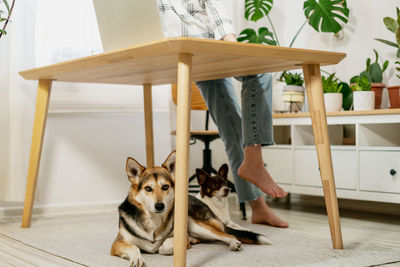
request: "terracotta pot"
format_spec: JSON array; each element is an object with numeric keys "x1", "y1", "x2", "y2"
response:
[
  {"x1": 387, "y1": 86, "x2": 400, "y2": 109},
  {"x1": 371, "y1": 83, "x2": 385, "y2": 109}
]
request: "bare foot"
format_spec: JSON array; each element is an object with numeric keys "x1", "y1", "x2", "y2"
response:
[
  {"x1": 238, "y1": 145, "x2": 287, "y2": 198},
  {"x1": 249, "y1": 196, "x2": 288, "y2": 228}
]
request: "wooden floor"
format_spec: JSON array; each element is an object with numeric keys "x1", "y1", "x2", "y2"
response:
[{"x1": 0, "y1": 194, "x2": 399, "y2": 266}]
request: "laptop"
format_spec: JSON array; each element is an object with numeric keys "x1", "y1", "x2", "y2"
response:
[{"x1": 92, "y1": 0, "x2": 165, "y2": 52}]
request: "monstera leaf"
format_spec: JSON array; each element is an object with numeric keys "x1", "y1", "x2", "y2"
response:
[
  {"x1": 237, "y1": 27, "x2": 276, "y2": 45},
  {"x1": 245, "y1": 0, "x2": 273, "y2": 22},
  {"x1": 303, "y1": 0, "x2": 349, "y2": 34}
]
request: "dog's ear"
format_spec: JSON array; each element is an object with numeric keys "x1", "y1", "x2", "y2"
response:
[
  {"x1": 162, "y1": 150, "x2": 176, "y2": 177},
  {"x1": 217, "y1": 164, "x2": 229, "y2": 180},
  {"x1": 196, "y1": 168, "x2": 209, "y2": 185},
  {"x1": 126, "y1": 157, "x2": 145, "y2": 184}
]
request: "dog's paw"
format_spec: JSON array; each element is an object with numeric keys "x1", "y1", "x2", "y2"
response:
[
  {"x1": 158, "y1": 245, "x2": 174, "y2": 255},
  {"x1": 229, "y1": 239, "x2": 242, "y2": 251},
  {"x1": 158, "y1": 238, "x2": 174, "y2": 255},
  {"x1": 129, "y1": 255, "x2": 146, "y2": 267}
]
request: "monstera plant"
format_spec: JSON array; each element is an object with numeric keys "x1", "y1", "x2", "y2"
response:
[
  {"x1": 238, "y1": 0, "x2": 350, "y2": 47},
  {"x1": 0, "y1": 0, "x2": 15, "y2": 38}
]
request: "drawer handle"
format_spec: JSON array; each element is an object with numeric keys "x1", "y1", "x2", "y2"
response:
[{"x1": 390, "y1": 169, "x2": 397, "y2": 176}]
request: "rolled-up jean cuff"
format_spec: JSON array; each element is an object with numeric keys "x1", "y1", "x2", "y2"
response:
[
  {"x1": 239, "y1": 192, "x2": 266, "y2": 203},
  {"x1": 242, "y1": 141, "x2": 275, "y2": 147}
]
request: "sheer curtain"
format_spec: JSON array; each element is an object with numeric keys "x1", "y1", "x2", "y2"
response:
[{"x1": 1, "y1": 0, "x2": 37, "y2": 201}]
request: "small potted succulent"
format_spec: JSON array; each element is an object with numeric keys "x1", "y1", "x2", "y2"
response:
[
  {"x1": 350, "y1": 75, "x2": 374, "y2": 111},
  {"x1": 359, "y1": 50, "x2": 389, "y2": 109},
  {"x1": 322, "y1": 73, "x2": 343, "y2": 112},
  {"x1": 282, "y1": 72, "x2": 305, "y2": 112}
]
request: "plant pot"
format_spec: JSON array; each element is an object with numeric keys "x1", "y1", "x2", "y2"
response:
[
  {"x1": 272, "y1": 74, "x2": 287, "y2": 112},
  {"x1": 387, "y1": 86, "x2": 400, "y2": 109},
  {"x1": 323, "y1": 93, "x2": 342, "y2": 112},
  {"x1": 371, "y1": 83, "x2": 385, "y2": 109},
  {"x1": 282, "y1": 85, "x2": 304, "y2": 113},
  {"x1": 353, "y1": 91, "x2": 375, "y2": 111}
]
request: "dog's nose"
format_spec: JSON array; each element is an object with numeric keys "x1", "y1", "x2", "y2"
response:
[{"x1": 155, "y1": 202, "x2": 165, "y2": 212}]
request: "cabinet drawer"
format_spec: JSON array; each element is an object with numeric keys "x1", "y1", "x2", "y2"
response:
[
  {"x1": 359, "y1": 151, "x2": 400, "y2": 193},
  {"x1": 263, "y1": 148, "x2": 292, "y2": 184},
  {"x1": 294, "y1": 149, "x2": 356, "y2": 189}
]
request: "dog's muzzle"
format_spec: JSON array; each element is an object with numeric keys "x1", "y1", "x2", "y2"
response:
[{"x1": 154, "y1": 202, "x2": 165, "y2": 212}]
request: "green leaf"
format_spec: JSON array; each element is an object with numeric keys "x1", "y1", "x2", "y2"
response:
[
  {"x1": 382, "y1": 60, "x2": 389, "y2": 73},
  {"x1": 340, "y1": 82, "x2": 353, "y2": 110},
  {"x1": 373, "y1": 49, "x2": 379, "y2": 63},
  {"x1": 0, "y1": 29, "x2": 7, "y2": 35},
  {"x1": 303, "y1": 0, "x2": 350, "y2": 34},
  {"x1": 370, "y1": 63, "x2": 383, "y2": 83},
  {"x1": 375, "y1": 38, "x2": 400, "y2": 48},
  {"x1": 396, "y1": 26, "x2": 400, "y2": 46},
  {"x1": 237, "y1": 27, "x2": 276, "y2": 45},
  {"x1": 0, "y1": 18, "x2": 7, "y2": 22},
  {"x1": 383, "y1": 17, "x2": 398, "y2": 33},
  {"x1": 1, "y1": 0, "x2": 10, "y2": 13},
  {"x1": 245, "y1": 0, "x2": 273, "y2": 22},
  {"x1": 257, "y1": 27, "x2": 277, "y2": 45},
  {"x1": 238, "y1": 28, "x2": 258, "y2": 43}
]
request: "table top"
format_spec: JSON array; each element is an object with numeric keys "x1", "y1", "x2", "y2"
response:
[{"x1": 20, "y1": 37, "x2": 346, "y2": 86}]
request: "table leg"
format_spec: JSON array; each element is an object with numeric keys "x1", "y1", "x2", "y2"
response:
[
  {"x1": 302, "y1": 64, "x2": 343, "y2": 249},
  {"x1": 143, "y1": 84, "x2": 154, "y2": 167},
  {"x1": 21, "y1": 79, "x2": 52, "y2": 228},
  {"x1": 173, "y1": 53, "x2": 192, "y2": 267}
]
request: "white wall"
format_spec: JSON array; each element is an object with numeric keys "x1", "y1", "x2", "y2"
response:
[{"x1": 2, "y1": 0, "x2": 400, "y2": 215}]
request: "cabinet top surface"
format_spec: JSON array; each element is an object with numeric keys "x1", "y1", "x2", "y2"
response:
[
  {"x1": 273, "y1": 109, "x2": 400, "y2": 118},
  {"x1": 19, "y1": 37, "x2": 345, "y2": 86}
]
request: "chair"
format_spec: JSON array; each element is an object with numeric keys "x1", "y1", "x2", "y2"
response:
[{"x1": 171, "y1": 83, "x2": 247, "y2": 219}]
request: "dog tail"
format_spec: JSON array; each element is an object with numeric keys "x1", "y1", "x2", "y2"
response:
[{"x1": 224, "y1": 225, "x2": 271, "y2": 245}]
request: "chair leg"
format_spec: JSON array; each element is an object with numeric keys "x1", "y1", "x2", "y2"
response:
[
  {"x1": 22, "y1": 79, "x2": 52, "y2": 228},
  {"x1": 240, "y1": 202, "x2": 247, "y2": 220},
  {"x1": 143, "y1": 84, "x2": 154, "y2": 167},
  {"x1": 302, "y1": 64, "x2": 343, "y2": 249},
  {"x1": 173, "y1": 52, "x2": 192, "y2": 267}
]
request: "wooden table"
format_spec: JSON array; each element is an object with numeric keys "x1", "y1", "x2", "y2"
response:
[{"x1": 19, "y1": 37, "x2": 346, "y2": 266}]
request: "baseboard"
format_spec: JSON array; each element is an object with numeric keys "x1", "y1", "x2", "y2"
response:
[{"x1": 0, "y1": 201, "x2": 121, "y2": 219}]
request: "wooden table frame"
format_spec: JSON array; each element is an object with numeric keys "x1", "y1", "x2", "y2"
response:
[{"x1": 20, "y1": 38, "x2": 345, "y2": 267}]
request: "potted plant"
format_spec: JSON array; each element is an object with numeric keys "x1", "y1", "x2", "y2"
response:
[
  {"x1": 375, "y1": 7, "x2": 400, "y2": 109},
  {"x1": 238, "y1": 0, "x2": 350, "y2": 112},
  {"x1": 322, "y1": 73, "x2": 343, "y2": 112},
  {"x1": 350, "y1": 75, "x2": 374, "y2": 111},
  {"x1": 359, "y1": 50, "x2": 389, "y2": 109},
  {"x1": 0, "y1": 0, "x2": 15, "y2": 38},
  {"x1": 282, "y1": 72, "x2": 305, "y2": 112}
]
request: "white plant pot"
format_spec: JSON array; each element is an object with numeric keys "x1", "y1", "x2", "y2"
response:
[
  {"x1": 272, "y1": 73, "x2": 286, "y2": 112},
  {"x1": 353, "y1": 91, "x2": 375, "y2": 111},
  {"x1": 282, "y1": 85, "x2": 304, "y2": 112},
  {"x1": 323, "y1": 93, "x2": 342, "y2": 112}
]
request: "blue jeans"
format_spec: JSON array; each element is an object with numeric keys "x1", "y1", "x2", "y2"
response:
[{"x1": 196, "y1": 74, "x2": 274, "y2": 203}]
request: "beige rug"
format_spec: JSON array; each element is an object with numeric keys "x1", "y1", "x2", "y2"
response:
[{"x1": 0, "y1": 211, "x2": 399, "y2": 267}]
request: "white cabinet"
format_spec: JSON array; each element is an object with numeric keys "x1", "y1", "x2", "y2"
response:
[
  {"x1": 266, "y1": 110, "x2": 400, "y2": 203},
  {"x1": 359, "y1": 151, "x2": 400, "y2": 194},
  {"x1": 293, "y1": 149, "x2": 356, "y2": 190}
]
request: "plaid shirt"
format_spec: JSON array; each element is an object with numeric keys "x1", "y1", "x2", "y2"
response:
[{"x1": 156, "y1": 0, "x2": 235, "y2": 40}]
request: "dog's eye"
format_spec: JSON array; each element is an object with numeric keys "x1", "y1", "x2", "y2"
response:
[
  {"x1": 161, "y1": 184, "x2": 169, "y2": 191},
  {"x1": 144, "y1": 186, "x2": 152, "y2": 192}
]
